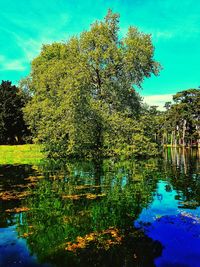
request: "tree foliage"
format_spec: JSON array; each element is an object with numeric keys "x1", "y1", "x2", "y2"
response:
[
  {"x1": 0, "y1": 80, "x2": 29, "y2": 144},
  {"x1": 24, "y1": 10, "x2": 160, "y2": 158},
  {"x1": 154, "y1": 89, "x2": 200, "y2": 147}
]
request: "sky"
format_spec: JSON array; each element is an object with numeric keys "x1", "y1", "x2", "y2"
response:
[{"x1": 0, "y1": 0, "x2": 200, "y2": 109}]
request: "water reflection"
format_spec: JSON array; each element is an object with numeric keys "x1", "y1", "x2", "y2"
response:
[
  {"x1": 0, "y1": 165, "x2": 38, "y2": 228},
  {"x1": 0, "y1": 149, "x2": 199, "y2": 266},
  {"x1": 163, "y1": 148, "x2": 200, "y2": 207},
  {"x1": 136, "y1": 148, "x2": 200, "y2": 266},
  {"x1": 18, "y1": 159, "x2": 163, "y2": 266}
]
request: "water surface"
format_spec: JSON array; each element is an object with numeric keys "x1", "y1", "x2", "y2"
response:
[{"x1": 0, "y1": 149, "x2": 199, "y2": 266}]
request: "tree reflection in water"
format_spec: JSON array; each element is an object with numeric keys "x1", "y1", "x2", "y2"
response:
[{"x1": 15, "y1": 158, "x2": 163, "y2": 267}]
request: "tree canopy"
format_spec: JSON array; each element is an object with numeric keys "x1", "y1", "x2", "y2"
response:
[
  {"x1": 0, "y1": 80, "x2": 29, "y2": 144},
  {"x1": 151, "y1": 89, "x2": 200, "y2": 148},
  {"x1": 24, "y1": 10, "x2": 160, "y2": 158}
]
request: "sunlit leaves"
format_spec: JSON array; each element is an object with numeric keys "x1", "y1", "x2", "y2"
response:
[{"x1": 24, "y1": 10, "x2": 160, "y2": 158}]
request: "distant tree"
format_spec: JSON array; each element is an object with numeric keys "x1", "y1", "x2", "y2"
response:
[
  {"x1": 164, "y1": 102, "x2": 171, "y2": 111},
  {"x1": 162, "y1": 89, "x2": 200, "y2": 147},
  {"x1": 139, "y1": 105, "x2": 164, "y2": 147},
  {"x1": 0, "y1": 80, "x2": 30, "y2": 144}
]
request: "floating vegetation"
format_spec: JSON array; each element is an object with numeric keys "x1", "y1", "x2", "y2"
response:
[
  {"x1": 20, "y1": 232, "x2": 34, "y2": 238},
  {"x1": 65, "y1": 228, "x2": 123, "y2": 252},
  {"x1": 11, "y1": 182, "x2": 36, "y2": 189},
  {"x1": 5, "y1": 207, "x2": 30, "y2": 213},
  {"x1": 62, "y1": 193, "x2": 106, "y2": 200},
  {"x1": 0, "y1": 190, "x2": 30, "y2": 200},
  {"x1": 24, "y1": 176, "x2": 42, "y2": 182},
  {"x1": 75, "y1": 185, "x2": 108, "y2": 190}
]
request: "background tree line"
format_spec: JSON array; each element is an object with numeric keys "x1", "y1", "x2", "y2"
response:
[{"x1": 149, "y1": 89, "x2": 200, "y2": 148}]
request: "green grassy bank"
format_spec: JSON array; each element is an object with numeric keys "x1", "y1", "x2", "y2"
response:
[{"x1": 0, "y1": 144, "x2": 44, "y2": 165}]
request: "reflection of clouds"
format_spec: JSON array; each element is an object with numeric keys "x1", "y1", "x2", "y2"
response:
[{"x1": 134, "y1": 181, "x2": 179, "y2": 227}]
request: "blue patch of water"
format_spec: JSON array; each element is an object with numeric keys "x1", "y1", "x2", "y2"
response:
[
  {"x1": 135, "y1": 181, "x2": 200, "y2": 267},
  {"x1": 0, "y1": 226, "x2": 51, "y2": 267}
]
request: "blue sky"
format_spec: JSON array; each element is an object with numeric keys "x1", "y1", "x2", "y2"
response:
[{"x1": 0, "y1": 0, "x2": 200, "y2": 108}]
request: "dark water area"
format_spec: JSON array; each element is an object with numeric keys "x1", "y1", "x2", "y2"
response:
[{"x1": 0, "y1": 148, "x2": 199, "y2": 267}]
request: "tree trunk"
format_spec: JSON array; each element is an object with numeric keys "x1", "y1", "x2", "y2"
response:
[
  {"x1": 196, "y1": 125, "x2": 200, "y2": 148},
  {"x1": 182, "y1": 119, "x2": 187, "y2": 147},
  {"x1": 171, "y1": 131, "x2": 173, "y2": 146}
]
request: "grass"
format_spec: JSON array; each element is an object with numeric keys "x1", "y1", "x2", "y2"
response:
[{"x1": 0, "y1": 144, "x2": 44, "y2": 165}]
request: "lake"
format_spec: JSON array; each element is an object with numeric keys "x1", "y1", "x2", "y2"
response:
[{"x1": 0, "y1": 148, "x2": 199, "y2": 267}]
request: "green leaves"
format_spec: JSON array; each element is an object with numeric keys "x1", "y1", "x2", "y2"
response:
[
  {"x1": 161, "y1": 89, "x2": 200, "y2": 146},
  {"x1": 24, "y1": 10, "x2": 160, "y2": 158},
  {"x1": 0, "y1": 80, "x2": 30, "y2": 144}
]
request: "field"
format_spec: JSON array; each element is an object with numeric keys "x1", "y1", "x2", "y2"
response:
[{"x1": 0, "y1": 144, "x2": 44, "y2": 164}]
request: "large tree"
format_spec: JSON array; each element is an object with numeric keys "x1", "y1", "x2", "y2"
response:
[
  {"x1": 24, "y1": 10, "x2": 160, "y2": 158},
  {"x1": 0, "y1": 80, "x2": 29, "y2": 144}
]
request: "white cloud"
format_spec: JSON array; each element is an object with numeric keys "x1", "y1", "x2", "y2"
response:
[
  {"x1": 0, "y1": 55, "x2": 26, "y2": 71},
  {"x1": 4, "y1": 60, "x2": 26, "y2": 71},
  {"x1": 152, "y1": 30, "x2": 174, "y2": 40},
  {"x1": 15, "y1": 37, "x2": 46, "y2": 62},
  {"x1": 142, "y1": 94, "x2": 173, "y2": 111}
]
